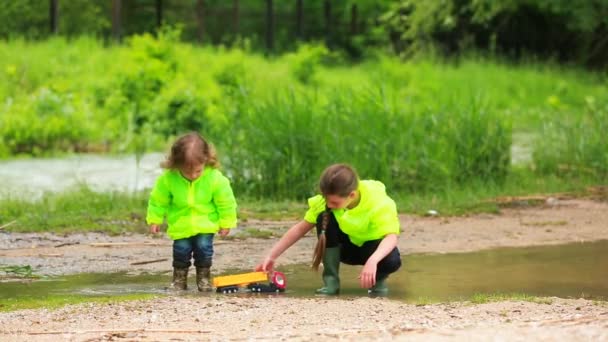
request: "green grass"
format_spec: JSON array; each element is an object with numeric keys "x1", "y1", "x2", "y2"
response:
[
  {"x1": 0, "y1": 265, "x2": 39, "y2": 279},
  {"x1": 469, "y1": 293, "x2": 553, "y2": 305},
  {"x1": 395, "y1": 168, "x2": 603, "y2": 216},
  {"x1": 0, "y1": 171, "x2": 603, "y2": 233},
  {"x1": 0, "y1": 294, "x2": 159, "y2": 312},
  {"x1": 0, "y1": 185, "x2": 149, "y2": 234},
  {"x1": 1, "y1": 37, "x2": 607, "y2": 200}
]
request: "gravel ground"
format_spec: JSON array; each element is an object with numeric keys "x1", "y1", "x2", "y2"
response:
[{"x1": 1, "y1": 198, "x2": 608, "y2": 341}]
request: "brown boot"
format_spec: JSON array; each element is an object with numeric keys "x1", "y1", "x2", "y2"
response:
[
  {"x1": 196, "y1": 266, "x2": 212, "y2": 292},
  {"x1": 170, "y1": 267, "x2": 188, "y2": 290}
]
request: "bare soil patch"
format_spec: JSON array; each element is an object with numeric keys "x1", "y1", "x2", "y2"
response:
[{"x1": 1, "y1": 198, "x2": 607, "y2": 340}]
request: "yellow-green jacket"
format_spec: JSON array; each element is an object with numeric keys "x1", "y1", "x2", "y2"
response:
[
  {"x1": 304, "y1": 180, "x2": 400, "y2": 246},
  {"x1": 146, "y1": 167, "x2": 237, "y2": 240}
]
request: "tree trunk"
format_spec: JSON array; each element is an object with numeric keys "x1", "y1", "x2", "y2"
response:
[
  {"x1": 233, "y1": 0, "x2": 240, "y2": 35},
  {"x1": 295, "y1": 0, "x2": 303, "y2": 39},
  {"x1": 266, "y1": 0, "x2": 274, "y2": 52},
  {"x1": 324, "y1": 0, "x2": 331, "y2": 45},
  {"x1": 195, "y1": 0, "x2": 205, "y2": 42},
  {"x1": 350, "y1": 4, "x2": 358, "y2": 35},
  {"x1": 156, "y1": 0, "x2": 163, "y2": 29},
  {"x1": 49, "y1": 0, "x2": 59, "y2": 34},
  {"x1": 112, "y1": 0, "x2": 122, "y2": 42}
]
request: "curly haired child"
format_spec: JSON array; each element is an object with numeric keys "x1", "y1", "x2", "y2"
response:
[{"x1": 147, "y1": 132, "x2": 237, "y2": 291}]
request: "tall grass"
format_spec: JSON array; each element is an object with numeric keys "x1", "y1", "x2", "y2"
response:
[
  {"x1": 534, "y1": 101, "x2": 608, "y2": 181},
  {"x1": 221, "y1": 86, "x2": 510, "y2": 198},
  {"x1": 0, "y1": 185, "x2": 148, "y2": 234},
  {"x1": 1, "y1": 36, "x2": 606, "y2": 200}
]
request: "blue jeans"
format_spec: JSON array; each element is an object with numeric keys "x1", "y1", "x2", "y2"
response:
[{"x1": 172, "y1": 233, "x2": 214, "y2": 268}]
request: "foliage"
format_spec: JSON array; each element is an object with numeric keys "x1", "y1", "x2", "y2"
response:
[
  {"x1": 469, "y1": 292, "x2": 553, "y2": 304},
  {"x1": 0, "y1": 294, "x2": 158, "y2": 313},
  {"x1": 287, "y1": 44, "x2": 332, "y2": 84},
  {"x1": 0, "y1": 265, "x2": 37, "y2": 279},
  {"x1": 533, "y1": 99, "x2": 608, "y2": 180},
  {"x1": 0, "y1": 88, "x2": 90, "y2": 156},
  {"x1": 0, "y1": 185, "x2": 149, "y2": 234},
  {"x1": 380, "y1": 0, "x2": 608, "y2": 66},
  {"x1": 0, "y1": 37, "x2": 606, "y2": 200},
  {"x1": 0, "y1": 0, "x2": 109, "y2": 39}
]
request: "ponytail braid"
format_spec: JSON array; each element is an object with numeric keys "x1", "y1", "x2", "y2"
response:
[{"x1": 311, "y1": 207, "x2": 331, "y2": 270}]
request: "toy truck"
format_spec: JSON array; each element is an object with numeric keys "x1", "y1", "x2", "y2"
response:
[{"x1": 212, "y1": 271, "x2": 287, "y2": 294}]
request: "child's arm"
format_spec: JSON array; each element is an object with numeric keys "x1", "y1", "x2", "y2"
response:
[
  {"x1": 359, "y1": 233, "x2": 398, "y2": 288},
  {"x1": 255, "y1": 220, "x2": 315, "y2": 272},
  {"x1": 146, "y1": 174, "x2": 170, "y2": 233},
  {"x1": 359, "y1": 197, "x2": 401, "y2": 287},
  {"x1": 213, "y1": 174, "x2": 238, "y2": 231}
]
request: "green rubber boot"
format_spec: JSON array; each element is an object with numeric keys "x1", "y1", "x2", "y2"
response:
[
  {"x1": 315, "y1": 247, "x2": 340, "y2": 295},
  {"x1": 170, "y1": 267, "x2": 189, "y2": 291},
  {"x1": 368, "y1": 275, "x2": 389, "y2": 296},
  {"x1": 196, "y1": 266, "x2": 212, "y2": 292}
]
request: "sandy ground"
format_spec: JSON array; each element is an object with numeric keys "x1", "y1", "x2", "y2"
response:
[{"x1": 1, "y1": 198, "x2": 608, "y2": 341}]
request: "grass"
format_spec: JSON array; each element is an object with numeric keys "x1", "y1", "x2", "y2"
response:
[
  {"x1": 0, "y1": 293, "x2": 159, "y2": 312},
  {"x1": 1, "y1": 37, "x2": 607, "y2": 200},
  {"x1": 394, "y1": 169, "x2": 602, "y2": 216},
  {"x1": 0, "y1": 265, "x2": 39, "y2": 279},
  {"x1": 469, "y1": 293, "x2": 553, "y2": 305},
  {"x1": 0, "y1": 185, "x2": 149, "y2": 234},
  {"x1": 0, "y1": 172, "x2": 604, "y2": 233}
]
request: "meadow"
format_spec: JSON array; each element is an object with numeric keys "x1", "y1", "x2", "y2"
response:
[{"x1": 0, "y1": 33, "x2": 606, "y2": 232}]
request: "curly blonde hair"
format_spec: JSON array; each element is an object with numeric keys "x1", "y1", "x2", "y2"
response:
[{"x1": 161, "y1": 132, "x2": 219, "y2": 170}]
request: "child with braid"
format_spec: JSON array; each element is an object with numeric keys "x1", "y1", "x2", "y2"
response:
[
  {"x1": 256, "y1": 163, "x2": 401, "y2": 295},
  {"x1": 147, "y1": 132, "x2": 237, "y2": 291}
]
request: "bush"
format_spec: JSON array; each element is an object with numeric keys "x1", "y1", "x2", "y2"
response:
[{"x1": 534, "y1": 99, "x2": 608, "y2": 180}]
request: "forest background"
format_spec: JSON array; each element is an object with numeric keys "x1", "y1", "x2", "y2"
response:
[{"x1": 0, "y1": 0, "x2": 606, "y2": 232}]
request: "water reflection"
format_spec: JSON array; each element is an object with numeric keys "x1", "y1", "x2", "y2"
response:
[{"x1": 1, "y1": 241, "x2": 607, "y2": 303}]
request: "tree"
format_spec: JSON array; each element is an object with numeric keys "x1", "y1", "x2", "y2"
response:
[
  {"x1": 266, "y1": 0, "x2": 274, "y2": 52},
  {"x1": 49, "y1": 0, "x2": 59, "y2": 34}
]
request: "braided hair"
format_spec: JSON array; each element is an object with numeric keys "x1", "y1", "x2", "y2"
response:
[{"x1": 311, "y1": 164, "x2": 358, "y2": 270}]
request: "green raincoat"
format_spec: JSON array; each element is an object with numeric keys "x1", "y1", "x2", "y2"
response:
[
  {"x1": 146, "y1": 167, "x2": 237, "y2": 240},
  {"x1": 304, "y1": 180, "x2": 400, "y2": 246}
]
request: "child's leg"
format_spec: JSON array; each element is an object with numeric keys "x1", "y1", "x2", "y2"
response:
[
  {"x1": 193, "y1": 233, "x2": 214, "y2": 291},
  {"x1": 171, "y1": 238, "x2": 195, "y2": 290},
  {"x1": 340, "y1": 239, "x2": 401, "y2": 272},
  {"x1": 314, "y1": 212, "x2": 346, "y2": 295},
  {"x1": 357, "y1": 239, "x2": 402, "y2": 294}
]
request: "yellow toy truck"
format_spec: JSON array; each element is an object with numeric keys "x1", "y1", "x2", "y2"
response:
[{"x1": 212, "y1": 271, "x2": 287, "y2": 294}]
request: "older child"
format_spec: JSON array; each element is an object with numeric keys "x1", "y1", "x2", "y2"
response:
[
  {"x1": 147, "y1": 132, "x2": 237, "y2": 291},
  {"x1": 256, "y1": 163, "x2": 401, "y2": 295}
]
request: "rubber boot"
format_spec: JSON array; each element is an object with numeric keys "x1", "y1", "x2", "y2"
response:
[
  {"x1": 170, "y1": 267, "x2": 189, "y2": 291},
  {"x1": 196, "y1": 266, "x2": 212, "y2": 292},
  {"x1": 368, "y1": 275, "x2": 389, "y2": 296},
  {"x1": 315, "y1": 247, "x2": 340, "y2": 295}
]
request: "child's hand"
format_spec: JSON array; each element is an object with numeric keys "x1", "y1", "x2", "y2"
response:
[
  {"x1": 255, "y1": 256, "x2": 275, "y2": 273},
  {"x1": 359, "y1": 260, "x2": 378, "y2": 289},
  {"x1": 218, "y1": 228, "x2": 230, "y2": 237},
  {"x1": 149, "y1": 224, "x2": 160, "y2": 234}
]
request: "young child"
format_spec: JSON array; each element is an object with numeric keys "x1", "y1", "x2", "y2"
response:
[
  {"x1": 256, "y1": 163, "x2": 401, "y2": 295},
  {"x1": 147, "y1": 132, "x2": 237, "y2": 291}
]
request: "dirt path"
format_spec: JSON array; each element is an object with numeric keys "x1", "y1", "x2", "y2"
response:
[
  {"x1": 1, "y1": 198, "x2": 608, "y2": 340},
  {"x1": 1, "y1": 199, "x2": 606, "y2": 276}
]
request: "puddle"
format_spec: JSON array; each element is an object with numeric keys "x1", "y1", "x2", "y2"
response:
[
  {"x1": 1, "y1": 241, "x2": 607, "y2": 303},
  {"x1": 0, "y1": 153, "x2": 164, "y2": 199}
]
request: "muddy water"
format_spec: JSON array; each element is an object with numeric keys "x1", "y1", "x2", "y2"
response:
[
  {"x1": 2, "y1": 240, "x2": 606, "y2": 304},
  {"x1": 0, "y1": 153, "x2": 164, "y2": 198}
]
